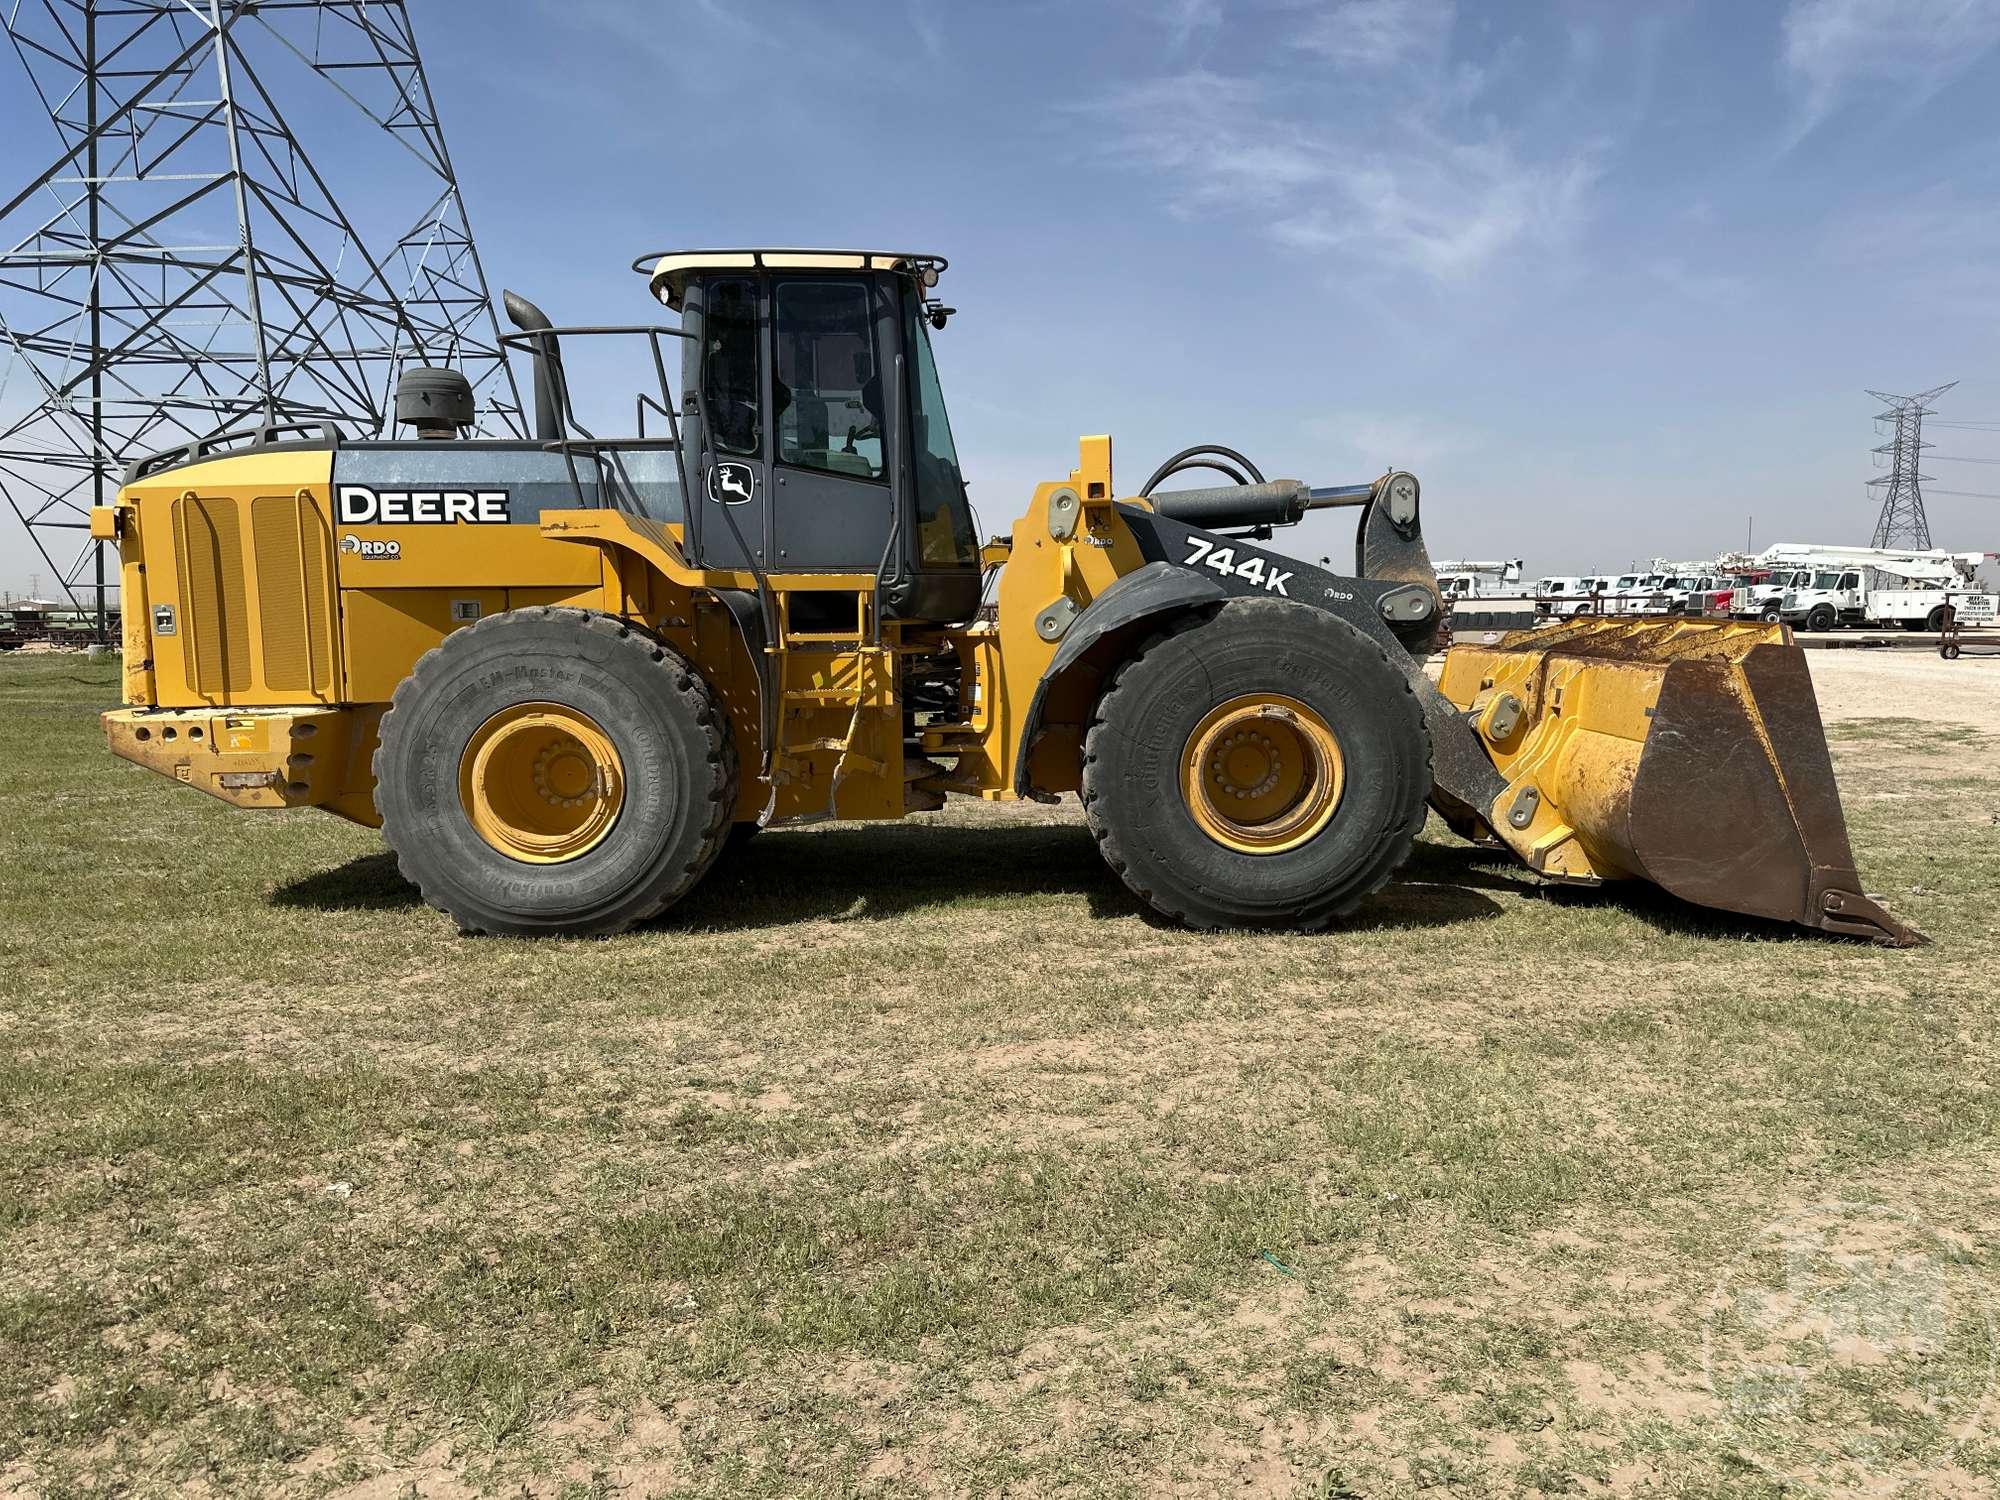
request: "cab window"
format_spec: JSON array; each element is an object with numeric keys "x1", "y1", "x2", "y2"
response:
[
  {"x1": 774, "y1": 280, "x2": 885, "y2": 481},
  {"x1": 701, "y1": 278, "x2": 761, "y2": 456},
  {"x1": 1838, "y1": 572, "x2": 1859, "y2": 589},
  {"x1": 905, "y1": 296, "x2": 979, "y2": 567}
]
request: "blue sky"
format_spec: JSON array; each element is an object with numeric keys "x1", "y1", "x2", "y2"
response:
[{"x1": 6, "y1": 0, "x2": 2000, "y2": 595}]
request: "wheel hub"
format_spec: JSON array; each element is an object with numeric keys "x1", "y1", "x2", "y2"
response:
[
  {"x1": 459, "y1": 702, "x2": 625, "y2": 863},
  {"x1": 1182, "y1": 694, "x2": 1345, "y2": 854}
]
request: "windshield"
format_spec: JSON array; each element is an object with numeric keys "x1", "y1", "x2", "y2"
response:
[
  {"x1": 904, "y1": 299, "x2": 979, "y2": 568},
  {"x1": 1812, "y1": 571, "x2": 1842, "y2": 589}
]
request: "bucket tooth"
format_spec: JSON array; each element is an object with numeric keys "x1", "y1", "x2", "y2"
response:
[{"x1": 1435, "y1": 618, "x2": 1925, "y2": 946}]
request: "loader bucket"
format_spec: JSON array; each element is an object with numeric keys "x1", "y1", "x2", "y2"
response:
[{"x1": 1435, "y1": 617, "x2": 1924, "y2": 946}]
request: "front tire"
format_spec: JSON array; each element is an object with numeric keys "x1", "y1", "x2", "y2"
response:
[
  {"x1": 1081, "y1": 599, "x2": 1431, "y2": 930},
  {"x1": 1806, "y1": 604, "x2": 1836, "y2": 633},
  {"x1": 375, "y1": 608, "x2": 736, "y2": 936}
]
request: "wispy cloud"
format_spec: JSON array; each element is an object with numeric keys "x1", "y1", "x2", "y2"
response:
[
  {"x1": 1155, "y1": 0, "x2": 1223, "y2": 51},
  {"x1": 907, "y1": 0, "x2": 947, "y2": 63},
  {"x1": 1780, "y1": 0, "x2": 2000, "y2": 134},
  {"x1": 1304, "y1": 408, "x2": 1474, "y2": 470},
  {"x1": 1290, "y1": 0, "x2": 1454, "y2": 69},
  {"x1": 1087, "y1": 2, "x2": 1598, "y2": 287},
  {"x1": 1270, "y1": 142, "x2": 1596, "y2": 282},
  {"x1": 1824, "y1": 179, "x2": 2000, "y2": 312}
]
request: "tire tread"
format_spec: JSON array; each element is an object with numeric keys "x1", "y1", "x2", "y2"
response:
[{"x1": 374, "y1": 607, "x2": 737, "y2": 936}]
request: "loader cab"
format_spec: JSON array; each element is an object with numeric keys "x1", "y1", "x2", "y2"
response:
[{"x1": 639, "y1": 249, "x2": 983, "y2": 624}]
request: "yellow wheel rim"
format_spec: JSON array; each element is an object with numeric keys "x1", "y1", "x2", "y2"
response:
[
  {"x1": 458, "y1": 702, "x2": 625, "y2": 864},
  {"x1": 1182, "y1": 693, "x2": 1345, "y2": 855}
]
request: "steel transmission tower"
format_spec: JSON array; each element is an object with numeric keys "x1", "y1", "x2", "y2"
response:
[
  {"x1": 0, "y1": 0, "x2": 525, "y2": 634},
  {"x1": 1865, "y1": 382, "x2": 1955, "y2": 550}
]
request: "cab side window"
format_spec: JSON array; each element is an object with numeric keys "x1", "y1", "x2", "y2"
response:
[
  {"x1": 702, "y1": 278, "x2": 761, "y2": 457},
  {"x1": 1839, "y1": 572, "x2": 1859, "y2": 590},
  {"x1": 773, "y1": 280, "x2": 885, "y2": 481}
]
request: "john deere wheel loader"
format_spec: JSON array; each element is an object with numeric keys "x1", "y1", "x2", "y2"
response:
[{"x1": 93, "y1": 249, "x2": 1920, "y2": 945}]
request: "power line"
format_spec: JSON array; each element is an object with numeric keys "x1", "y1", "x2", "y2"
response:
[
  {"x1": 0, "y1": 1, "x2": 526, "y2": 629},
  {"x1": 1865, "y1": 383, "x2": 1955, "y2": 548},
  {"x1": 1928, "y1": 489, "x2": 2000, "y2": 501}
]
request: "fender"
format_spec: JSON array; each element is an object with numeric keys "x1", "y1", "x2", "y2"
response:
[
  {"x1": 1012, "y1": 535, "x2": 1504, "y2": 820},
  {"x1": 1013, "y1": 561, "x2": 1229, "y2": 796}
]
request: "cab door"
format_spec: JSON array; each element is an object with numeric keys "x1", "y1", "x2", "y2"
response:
[
  {"x1": 1837, "y1": 570, "x2": 1862, "y2": 616},
  {"x1": 766, "y1": 275, "x2": 899, "y2": 573},
  {"x1": 686, "y1": 274, "x2": 769, "y2": 571}
]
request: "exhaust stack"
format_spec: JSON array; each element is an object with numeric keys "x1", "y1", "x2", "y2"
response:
[{"x1": 502, "y1": 289, "x2": 568, "y2": 442}]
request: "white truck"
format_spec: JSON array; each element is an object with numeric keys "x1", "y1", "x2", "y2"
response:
[
  {"x1": 1433, "y1": 558, "x2": 1526, "y2": 600},
  {"x1": 1605, "y1": 569, "x2": 1674, "y2": 615},
  {"x1": 1776, "y1": 549, "x2": 1997, "y2": 632},
  {"x1": 1435, "y1": 559, "x2": 1538, "y2": 636},
  {"x1": 1535, "y1": 575, "x2": 1617, "y2": 617},
  {"x1": 1654, "y1": 565, "x2": 1730, "y2": 615},
  {"x1": 1733, "y1": 566, "x2": 1815, "y2": 623},
  {"x1": 1728, "y1": 546, "x2": 1959, "y2": 624}
]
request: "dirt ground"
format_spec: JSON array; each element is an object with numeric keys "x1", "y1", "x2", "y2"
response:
[
  {"x1": 3, "y1": 654, "x2": 1997, "y2": 1499},
  {"x1": 1806, "y1": 648, "x2": 2000, "y2": 732}
]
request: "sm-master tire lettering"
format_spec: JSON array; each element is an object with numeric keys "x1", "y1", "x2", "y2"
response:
[
  {"x1": 374, "y1": 608, "x2": 737, "y2": 936},
  {"x1": 1081, "y1": 597, "x2": 1432, "y2": 930}
]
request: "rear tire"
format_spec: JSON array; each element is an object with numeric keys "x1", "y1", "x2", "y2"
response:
[
  {"x1": 375, "y1": 608, "x2": 737, "y2": 936},
  {"x1": 1081, "y1": 599, "x2": 1431, "y2": 930},
  {"x1": 1926, "y1": 605, "x2": 1949, "y2": 633}
]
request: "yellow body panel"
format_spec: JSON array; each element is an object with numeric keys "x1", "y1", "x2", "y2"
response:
[
  {"x1": 99, "y1": 443, "x2": 952, "y2": 826},
  {"x1": 1435, "y1": 618, "x2": 1789, "y2": 883},
  {"x1": 922, "y1": 435, "x2": 1150, "y2": 795},
  {"x1": 104, "y1": 703, "x2": 365, "y2": 815}
]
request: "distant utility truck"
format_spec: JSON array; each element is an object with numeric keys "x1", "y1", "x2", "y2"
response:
[
  {"x1": 1434, "y1": 559, "x2": 1536, "y2": 636},
  {"x1": 1432, "y1": 558, "x2": 1525, "y2": 600},
  {"x1": 1778, "y1": 553, "x2": 1997, "y2": 633},
  {"x1": 1728, "y1": 545, "x2": 1978, "y2": 626}
]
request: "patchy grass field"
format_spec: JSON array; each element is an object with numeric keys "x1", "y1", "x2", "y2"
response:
[{"x1": 2, "y1": 652, "x2": 1998, "y2": 1498}]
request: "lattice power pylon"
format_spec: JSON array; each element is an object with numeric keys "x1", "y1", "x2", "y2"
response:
[
  {"x1": 1865, "y1": 382, "x2": 1955, "y2": 550},
  {"x1": 0, "y1": 0, "x2": 524, "y2": 632}
]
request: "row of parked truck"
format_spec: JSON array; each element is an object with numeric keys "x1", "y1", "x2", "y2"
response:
[
  {"x1": 1435, "y1": 547, "x2": 1998, "y2": 633},
  {"x1": 1558, "y1": 552, "x2": 1994, "y2": 630}
]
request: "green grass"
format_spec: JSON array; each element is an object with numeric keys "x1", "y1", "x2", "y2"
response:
[{"x1": 2, "y1": 655, "x2": 1997, "y2": 1496}]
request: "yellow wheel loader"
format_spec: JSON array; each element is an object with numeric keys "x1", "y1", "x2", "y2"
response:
[{"x1": 92, "y1": 249, "x2": 1921, "y2": 945}]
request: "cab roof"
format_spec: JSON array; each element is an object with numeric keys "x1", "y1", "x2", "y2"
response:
[{"x1": 633, "y1": 248, "x2": 947, "y2": 310}]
